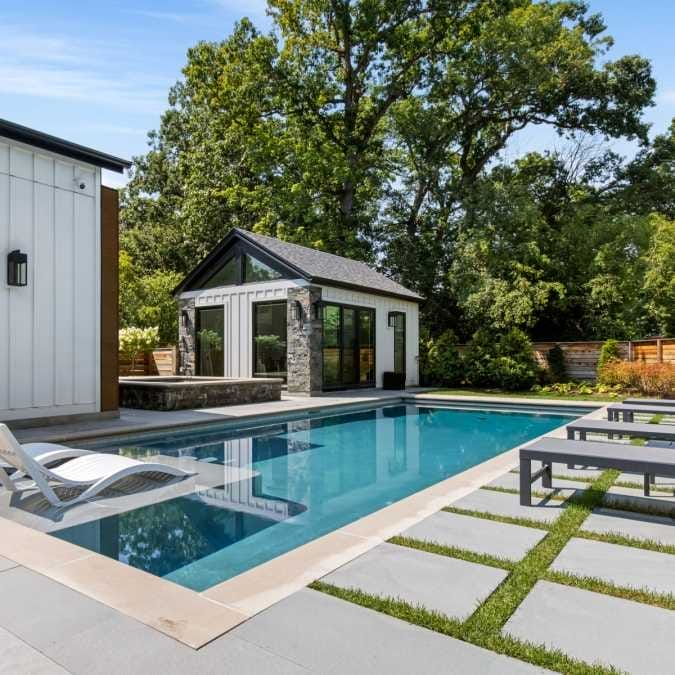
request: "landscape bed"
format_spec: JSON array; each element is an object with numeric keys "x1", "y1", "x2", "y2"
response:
[{"x1": 52, "y1": 403, "x2": 579, "y2": 591}]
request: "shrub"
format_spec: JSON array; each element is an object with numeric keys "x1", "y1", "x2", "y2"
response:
[
  {"x1": 464, "y1": 328, "x2": 537, "y2": 391},
  {"x1": 463, "y1": 329, "x2": 499, "y2": 387},
  {"x1": 598, "y1": 360, "x2": 675, "y2": 396},
  {"x1": 119, "y1": 326, "x2": 159, "y2": 374},
  {"x1": 421, "y1": 330, "x2": 463, "y2": 386},
  {"x1": 597, "y1": 339, "x2": 622, "y2": 373},
  {"x1": 546, "y1": 345, "x2": 567, "y2": 382}
]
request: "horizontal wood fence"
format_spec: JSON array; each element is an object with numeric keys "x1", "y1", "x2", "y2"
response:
[
  {"x1": 458, "y1": 338, "x2": 674, "y2": 381},
  {"x1": 119, "y1": 347, "x2": 177, "y2": 377}
]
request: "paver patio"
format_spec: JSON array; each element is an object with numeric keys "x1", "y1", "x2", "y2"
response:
[
  {"x1": 401, "y1": 510, "x2": 546, "y2": 560},
  {"x1": 550, "y1": 537, "x2": 675, "y2": 595},
  {"x1": 321, "y1": 542, "x2": 508, "y2": 620},
  {"x1": 451, "y1": 487, "x2": 565, "y2": 523},
  {"x1": 582, "y1": 507, "x2": 675, "y2": 544},
  {"x1": 504, "y1": 580, "x2": 675, "y2": 674}
]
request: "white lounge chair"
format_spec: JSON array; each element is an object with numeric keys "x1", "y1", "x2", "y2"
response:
[
  {"x1": 0, "y1": 423, "x2": 193, "y2": 507},
  {"x1": 0, "y1": 424, "x2": 94, "y2": 490}
]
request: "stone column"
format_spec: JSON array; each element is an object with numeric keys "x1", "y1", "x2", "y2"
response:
[
  {"x1": 178, "y1": 297, "x2": 196, "y2": 376},
  {"x1": 286, "y1": 286, "x2": 323, "y2": 395}
]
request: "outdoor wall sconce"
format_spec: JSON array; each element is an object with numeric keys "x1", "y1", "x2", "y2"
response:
[
  {"x1": 181, "y1": 309, "x2": 190, "y2": 328},
  {"x1": 7, "y1": 250, "x2": 28, "y2": 287},
  {"x1": 310, "y1": 300, "x2": 323, "y2": 321},
  {"x1": 290, "y1": 299, "x2": 304, "y2": 322}
]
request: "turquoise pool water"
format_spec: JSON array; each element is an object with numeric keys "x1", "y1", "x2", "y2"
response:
[{"x1": 52, "y1": 404, "x2": 576, "y2": 590}]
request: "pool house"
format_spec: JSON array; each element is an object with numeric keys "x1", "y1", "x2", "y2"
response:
[{"x1": 174, "y1": 228, "x2": 422, "y2": 394}]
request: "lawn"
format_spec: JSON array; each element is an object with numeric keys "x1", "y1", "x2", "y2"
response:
[{"x1": 426, "y1": 387, "x2": 624, "y2": 403}]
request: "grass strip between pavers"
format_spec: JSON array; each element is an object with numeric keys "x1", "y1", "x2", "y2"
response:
[
  {"x1": 313, "y1": 469, "x2": 622, "y2": 675},
  {"x1": 544, "y1": 569, "x2": 675, "y2": 611},
  {"x1": 388, "y1": 536, "x2": 517, "y2": 571},
  {"x1": 576, "y1": 528, "x2": 675, "y2": 555},
  {"x1": 310, "y1": 582, "x2": 621, "y2": 675},
  {"x1": 481, "y1": 484, "x2": 574, "y2": 502},
  {"x1": 443, "y1": 505, "x2": 553, "y2": 531}
]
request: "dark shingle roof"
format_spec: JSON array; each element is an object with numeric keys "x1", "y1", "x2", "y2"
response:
[{"x1": 236, "y1": 229, "x2": 422, "y2": 301}]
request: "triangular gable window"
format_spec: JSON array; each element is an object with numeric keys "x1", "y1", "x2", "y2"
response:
[
  {"x1": 202, "y1": 256, "x2": 237, "y2": 289},
  {"x1": 244, "y1": 254, "x2": 282, "y2": 283}
]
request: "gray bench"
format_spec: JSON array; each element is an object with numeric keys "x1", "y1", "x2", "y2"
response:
[
  {"x1": 519, "y1": 438, "x2": 675, "y2": 505},
  {"x1": 606, "y1": 403, "x2": 675, "y2": 422},
  {"x1": 623, "y1": 398, "x2": 675, "y2": 407},
  {"x1": 566, "y1": 419, "x2": 675, "y2": 441}
]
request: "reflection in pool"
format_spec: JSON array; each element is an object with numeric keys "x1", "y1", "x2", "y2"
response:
[{"x1": 53, "y1": 404, "x2": 576, "y2": 590}]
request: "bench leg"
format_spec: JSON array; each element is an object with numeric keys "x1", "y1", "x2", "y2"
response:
[
  {"x1": 542, "y1": 462, "x2": 553, "y2": 489},
  {"x1": 644, "y1": 474, "x2": 651, "y2": 497},
  {"x1": 520, "y1": 459, "x2": 532, "y2": 506}
]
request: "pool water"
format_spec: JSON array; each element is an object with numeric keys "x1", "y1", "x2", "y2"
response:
[{"x1": 52, "y1": 404, "x2": 575, "y2": 591}]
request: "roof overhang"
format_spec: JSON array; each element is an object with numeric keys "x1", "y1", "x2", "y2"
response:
[{"x1": 0, "y1": 119, "x2": 132, "y2": 173}]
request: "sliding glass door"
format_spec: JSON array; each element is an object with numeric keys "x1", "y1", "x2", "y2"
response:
[
  {"x1": 322, "y1": 303, "x2": 375, "y2": 390},
  {"x1": 196, "y1": 307, "x2": 224, "y2": 376}
]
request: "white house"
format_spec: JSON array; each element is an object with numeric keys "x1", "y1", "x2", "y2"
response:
[
  {"x1": 0, "y1": 119, "x2": 130, "y2": 424},
  {"x1": 174, "y1": 228, "x2": 422, "y2": 395}
]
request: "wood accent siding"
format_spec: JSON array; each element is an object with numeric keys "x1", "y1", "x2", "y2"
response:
[{"x1": 100, "y1": 186, "x2": 119, "y2": 411}]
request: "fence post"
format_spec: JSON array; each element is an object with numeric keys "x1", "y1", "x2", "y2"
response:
[
  {"x1": 628, "y1": 340, "x2": 633, "y2": 362},
  {"x1": 657, "y1": 338, "x2": 663, "y2": 363}
]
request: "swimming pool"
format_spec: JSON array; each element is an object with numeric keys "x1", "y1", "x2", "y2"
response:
[{"x1": 52, "y1": 403, "x2": 577, "y2": 591}]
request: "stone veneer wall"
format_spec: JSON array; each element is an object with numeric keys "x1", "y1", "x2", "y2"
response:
[
  {"x1": 286, "y1": 286, "x2": 323, "y2": 395},
  {"x1": 178, "y1": 297, "x2": 196, "y2": 376}
]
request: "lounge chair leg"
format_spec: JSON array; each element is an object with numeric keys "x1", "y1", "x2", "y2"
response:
[
  {"x1": 542, "y1": 462, "x2": 552, "y2": 489},
  {"x1": 520, "y1": 458, "x2": 532, "y2": 506},
  {"x1": 644, "y1": 474, "x2": 650, "y2": 497}
]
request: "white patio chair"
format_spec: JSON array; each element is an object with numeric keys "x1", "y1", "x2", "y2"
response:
[
  {"x1": 0, "y1": 424, "x2": 94, "y2": 490},
  {"x1": 0, "y1": 423, "x2": 194, "y2": 507}
]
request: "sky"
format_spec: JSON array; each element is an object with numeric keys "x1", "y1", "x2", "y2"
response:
[{"x1": 2, "y1": 1, "x2": 674, "y2": 188}]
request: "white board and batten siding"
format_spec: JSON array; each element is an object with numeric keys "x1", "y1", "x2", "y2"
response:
[
  {"x1": 0, "y1": 137, "x2": 101, "y2": 421},
  {"x1": 183, "y1": 278, "x2": 420, "y2": 387},
  {"x1": 320, "y1": 285, "x2": 419, "y2": 387}
]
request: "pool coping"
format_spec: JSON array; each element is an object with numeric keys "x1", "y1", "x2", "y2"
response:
[{"x1": 0, "y1": 396, "x2": 605, "y2": 650}]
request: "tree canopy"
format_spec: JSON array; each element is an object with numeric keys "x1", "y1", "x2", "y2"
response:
[{"x1": 121, "y1": 0, "x2": 673, "y2": 343}]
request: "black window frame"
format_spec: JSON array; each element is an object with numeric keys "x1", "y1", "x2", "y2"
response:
[
  {"x1": 195, "y1": 305, "x2": 225, "y2": 376},
  {"x1": 252, "y1": 300, "x2": 288, "y2": 382},
  {"x1": 321, "y1": 302, "x2": 376, "y2": 391},
  {"x1": 389, "y1": 311, "x2": 406, "y2": 376}
]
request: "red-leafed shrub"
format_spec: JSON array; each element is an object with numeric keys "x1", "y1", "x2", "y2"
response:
[{"x1": 598, "y1": 360, "x2": 675, "y2": 397}]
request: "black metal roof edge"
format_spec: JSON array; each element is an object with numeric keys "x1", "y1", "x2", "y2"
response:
[
  {"x1": 0, "y1": 119, "x2": 131, "y2": 173},
  {"x1": 172, "y1": 229, "x2": 311, "y2": 296}
]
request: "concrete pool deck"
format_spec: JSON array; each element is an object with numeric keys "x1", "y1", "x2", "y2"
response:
[
  {"x1": 0, "y1": 392, "x2": 598, "y2": 650},
  {"x1": 2, "y1": 395, "x2": 674, "y2": 672}
]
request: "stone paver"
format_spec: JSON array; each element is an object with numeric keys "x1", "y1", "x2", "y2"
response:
[
  {"x1": 0, "y1": 567, "x2": 306, "y2": 675},
  {"x1": 488, "y1": 472, "x2": 588, "y2": 496},
  {"x1": 504, "y1": 580, "x2": 675, "y2": 674},
  {"x1": 321, "y1": 542, "x2": 507, "y2": 620},
  {"x1": 603, "y1": 485, "x2": 675, "y2": 514},
  {"x1": 402, "y1": 510, "x2": 546, "y2": 561},
  {"x1": 551, "y1": 537, "x2": 675, "y2": 595},
  {"x1": 452, "y1": 488, "x2": 565, "y2": 523},
  {"x1": 234, "y1": 587, "x2": 551, "y2": 674},
  {"x1": 582, "y1": 508, "x2": 675, "y2": 545},
  {"x1": 0, "y1": 556, "x2": 17, "y2": 573},
  {"x1": 0, "y1": 626, "x2": 70, "y2": 675}
]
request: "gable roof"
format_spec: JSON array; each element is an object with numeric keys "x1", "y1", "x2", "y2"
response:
[
  {"x1": 0, "y1": 119, "x2": 131, "y2": 173},
  {"x1": 175, "y1": 228, "x2": 423, "y2": 302}
]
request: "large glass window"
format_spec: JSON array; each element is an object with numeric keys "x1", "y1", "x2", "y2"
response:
[
  {"x1": 253, "y1": 302, "x2": 287, "y2": 380},
  {"x1": 197, "y1": 307, "x2": 224, "y2": 376},
  {"x1": 322, "y1": 303, "x2": 375, "y2": 389},
  {"x1": 244, "y1": 255, "x2": 282, "y2": 283},
  {"x1": 202, "y1": 257, "x2": 237, "y2": 289},
  {"x1": 391, "y1": 312, "x2": 406, "y2": 375}
]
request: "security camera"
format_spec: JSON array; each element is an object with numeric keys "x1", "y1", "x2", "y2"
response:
[{"x1": 73, "y1": 177, "x2": 86, "y2": 190}]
